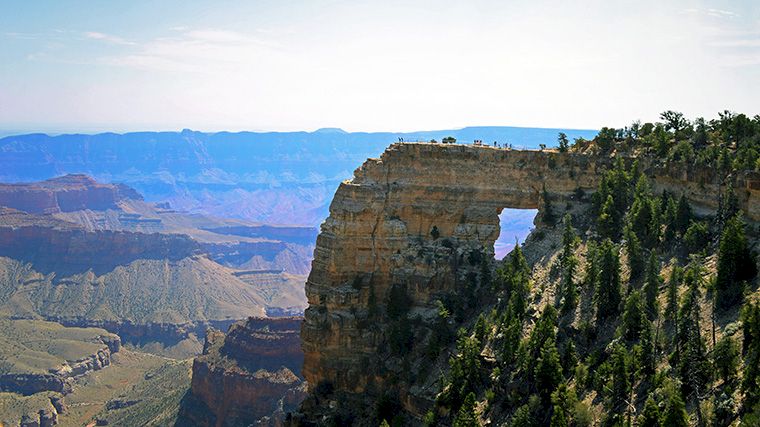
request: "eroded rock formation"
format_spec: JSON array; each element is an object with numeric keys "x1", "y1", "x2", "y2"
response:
[
  {"x1": 300, "y1": 142, "x2": 760, "y2": 420},
  {"x1": 0, "y1": 333, "x2": 121, "y2": 396},
  {"x1": 0, "y1": 174, "x2": 141, "y2": 214},
  {"x1": 180, "y1": 317, "x2": 307, "y2": 427}
]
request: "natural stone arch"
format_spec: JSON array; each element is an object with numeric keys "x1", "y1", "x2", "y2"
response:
[{"x1": 300, "y1": 142, "x2": 760, "y2": 414}]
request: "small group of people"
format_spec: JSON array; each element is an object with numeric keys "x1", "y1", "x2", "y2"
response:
[
  {"x1": 473, "y1": 140, "x2": 509, "y2": 149},
  {"x1": 396, "y1": 136, "x2": 511, "y2": 149}
]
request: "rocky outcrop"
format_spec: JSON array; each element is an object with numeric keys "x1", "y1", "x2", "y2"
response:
[
  {"x1": 299, "y1": 142, "x2": 760, "y2": 420},
  {"x1": 0, "y1": 174, "x2": 142, "y2": 214},
  {"x1": 179, "y1": 317, "x2": 306, "y2": 427},
  {"x1": 0, "y1": 334, "x2": 121, "y2": 396},
  {"x1": 0, "y1": 373, "x2": 71, "y2": 395},
  {"x1": 19, "y1": 407, "x2": 59, "y2": 427}
]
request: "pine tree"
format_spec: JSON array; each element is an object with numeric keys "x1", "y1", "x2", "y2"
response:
[
  {"x1": 662, "y1": 196, "x2": 679, "y2": 242},
  {"x1": 642, "y1": 251, "x2": 661, "y2": 319},
  {"x1": 662, "y1": 386, "x2": 688, "y2": 427},
  {"x1": 674, "y1": 194, "x2": 692, "y2": 235},
  {"x1": 510, "y1": 397, "x2": 540, "y2": 427},
  {"x1": 713, "y1": 335, "x2": 739, "y2": 383},
  {"x1": 558, "y1": 132, "x2": 569, "y2": 153},
  {"x1": 743, "y1": 300, "x2": 760, "y2": 356},
  {"x1": 561, "y1": 214, "x2": 578, "y2": 267},
  {"x1": 621, "y1": 290, "x2": 646, "y2": 341},
  {"x1": 637, "y1": 396, "x2": 661, "y2": 427},
  {"x1": 525, "y1": 306, "x2": 558, "y2": 365},
  {"x1": 583, "y1": 242, "x2": 599, "y2": 291},
  {"x1": 496, "y1": 242, "x2": 532, "y2": 321},
  {"x1": 560, "y1": 255, "x2": 578, "y2": 315},
  {"x1": 716, "y1": 213, "x2": 756, "y2": 310},
  {"x1": 624, "y1": 226, "x2": 645, "y2": 283},
  {"x1": 559, "y1": 214, "x2": 579, "y2": 314},
  {"x1": 560, "y1": 340, "x2": 578, "y2": 375},
  {"x1": 684, "y1": 221, "x2": 709, "y2": 254},
  {"x1": 595, "y1": 239, "x2": 622, "y2": 320},
  {"x1": 675, "y1": 265, "x2": 711, "y2": 398},
  {"x1": 550, "y1": 384, "x2": 577, "y2": 427},
  {"x1": 742, "y1": 301, "x2": 760, "y2": 409},
  {"x1": 716, "y1": 184, "x2": 739, "y2": 231},
  {"x1": 630, "y1": 176, "x2": 658, "y2": 247},
  {"x1": 609, "y1": 345, "x2": 630, "y2": 413},
  {"x1": 666, "y1": 266, "x2": 682, "y2": 324},
  {"x1": 638, "y1": 320, "x2": 655, "y2": 378},
  {"x1": 453, "y1": 392, "x2": 479, "y2": 427},
  {"x1": 499, "y1": 306, "x2": 522, "y2": 364},
  {"x1": 447, "y1": 330, "x2": 482, "y2": 410},
  {"x1": 549, "y1": 406, "x2": 568, "y2": 427},
  {"x1": 534, "y1": 338, "x2": 563, "y2": 402},
  {"x1": 598, "y1": 195, "x2": 620, "y2": 241}
]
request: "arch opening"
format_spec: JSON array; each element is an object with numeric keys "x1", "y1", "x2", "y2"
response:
[{"x1": 494, "y1": 208, "x2": 538, "y2": 260}]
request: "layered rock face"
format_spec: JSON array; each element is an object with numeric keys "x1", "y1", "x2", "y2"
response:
[
  {"x1": 0, "y1": 333, "x2": 121, "y2": 395},
  {"x1": 0, "y1": 174, "x2": 141, "y2": 214},
  {"x1": 300, "y1": 142, "x2": 760, "y2": 418},
  {"x1": 0, "y1": 221, "x2": 200, "y2": 276},
  {"x1": 180, "y1": 317, "x2": 306, "y2": 427},
  {"x1": 302, "y1": 144, "x2": 608, "y2": 398}
]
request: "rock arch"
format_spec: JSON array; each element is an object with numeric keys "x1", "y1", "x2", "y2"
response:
[{"x1": 300, "y1": 142, "x2": 760, "y2": 412}]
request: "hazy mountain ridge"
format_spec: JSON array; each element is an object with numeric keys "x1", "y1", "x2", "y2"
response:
[
  {"x1": 0, "y1": 176, "x2": 311, "y2": 359},
  {"x1": 0, "y1": 127, "x2": 597, "y2": 225}
]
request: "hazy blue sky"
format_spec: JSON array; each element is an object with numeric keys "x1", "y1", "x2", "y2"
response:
[{"x1": 1, "y1": 0, "x2": 758, "y2": 133}]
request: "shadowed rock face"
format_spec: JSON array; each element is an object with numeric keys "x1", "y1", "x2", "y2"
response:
[
  {"x1": 180, "y1": 317, "x2": 306, "y2": 427},
  {"x1": 0, "y1": 223, "x2": 200, "y2": 276},
  {"x1": 300, "y1": 142, "x2": 760, "y2": 416}
]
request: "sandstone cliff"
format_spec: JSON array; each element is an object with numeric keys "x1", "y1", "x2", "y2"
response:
[
  {"x1": 179, "y1": 317, "x2": 306, "y2": 427},
  {"x1": 298, "y1": 142, "x2": 760, "y2": 423}
]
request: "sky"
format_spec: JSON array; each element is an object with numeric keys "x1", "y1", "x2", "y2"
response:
[{"x1": 0, "y1": 0, "x2": 759, "y2": 133}]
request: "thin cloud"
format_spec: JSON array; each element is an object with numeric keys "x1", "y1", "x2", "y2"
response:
[
  {"x1": 709, "y1": 38, "x2": 760, "y2": 48},
  {"x1": 84, "y1": 31, "x2": 136, "y2": 46},
  {"x1": 683, "y1": 8, "x2": 739, "y2": 19},
  {"x1": 5, "y1": 31, "x2": 43, "y2": 40},
  {"x1": 184, "y1": 29, "x2": 281, "y2": 48},
  {"x1": 96, "y1": 27, "x2": 282, "y2": 73}
]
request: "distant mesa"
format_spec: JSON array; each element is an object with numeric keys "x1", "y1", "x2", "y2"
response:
[
  {"x1": 313, "y1": 127, "x2": 347, "y2": 134},
  {"x1": 0, "y1": 174, "x2": 143, "y2": 214}
]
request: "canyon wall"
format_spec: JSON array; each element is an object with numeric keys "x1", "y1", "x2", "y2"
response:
[
  {"x1": 300, "y1": 142, "x2": 760, "y2": 419},
  {"x1": 179, "y1": 317, "x2": 306, "y2": 427},
  {"x1": 0, "y1": 174, "x2": 141, "y2": 214},
  {"x1": 0, "y1": 224, "x2": 200, "y2": 276}
]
